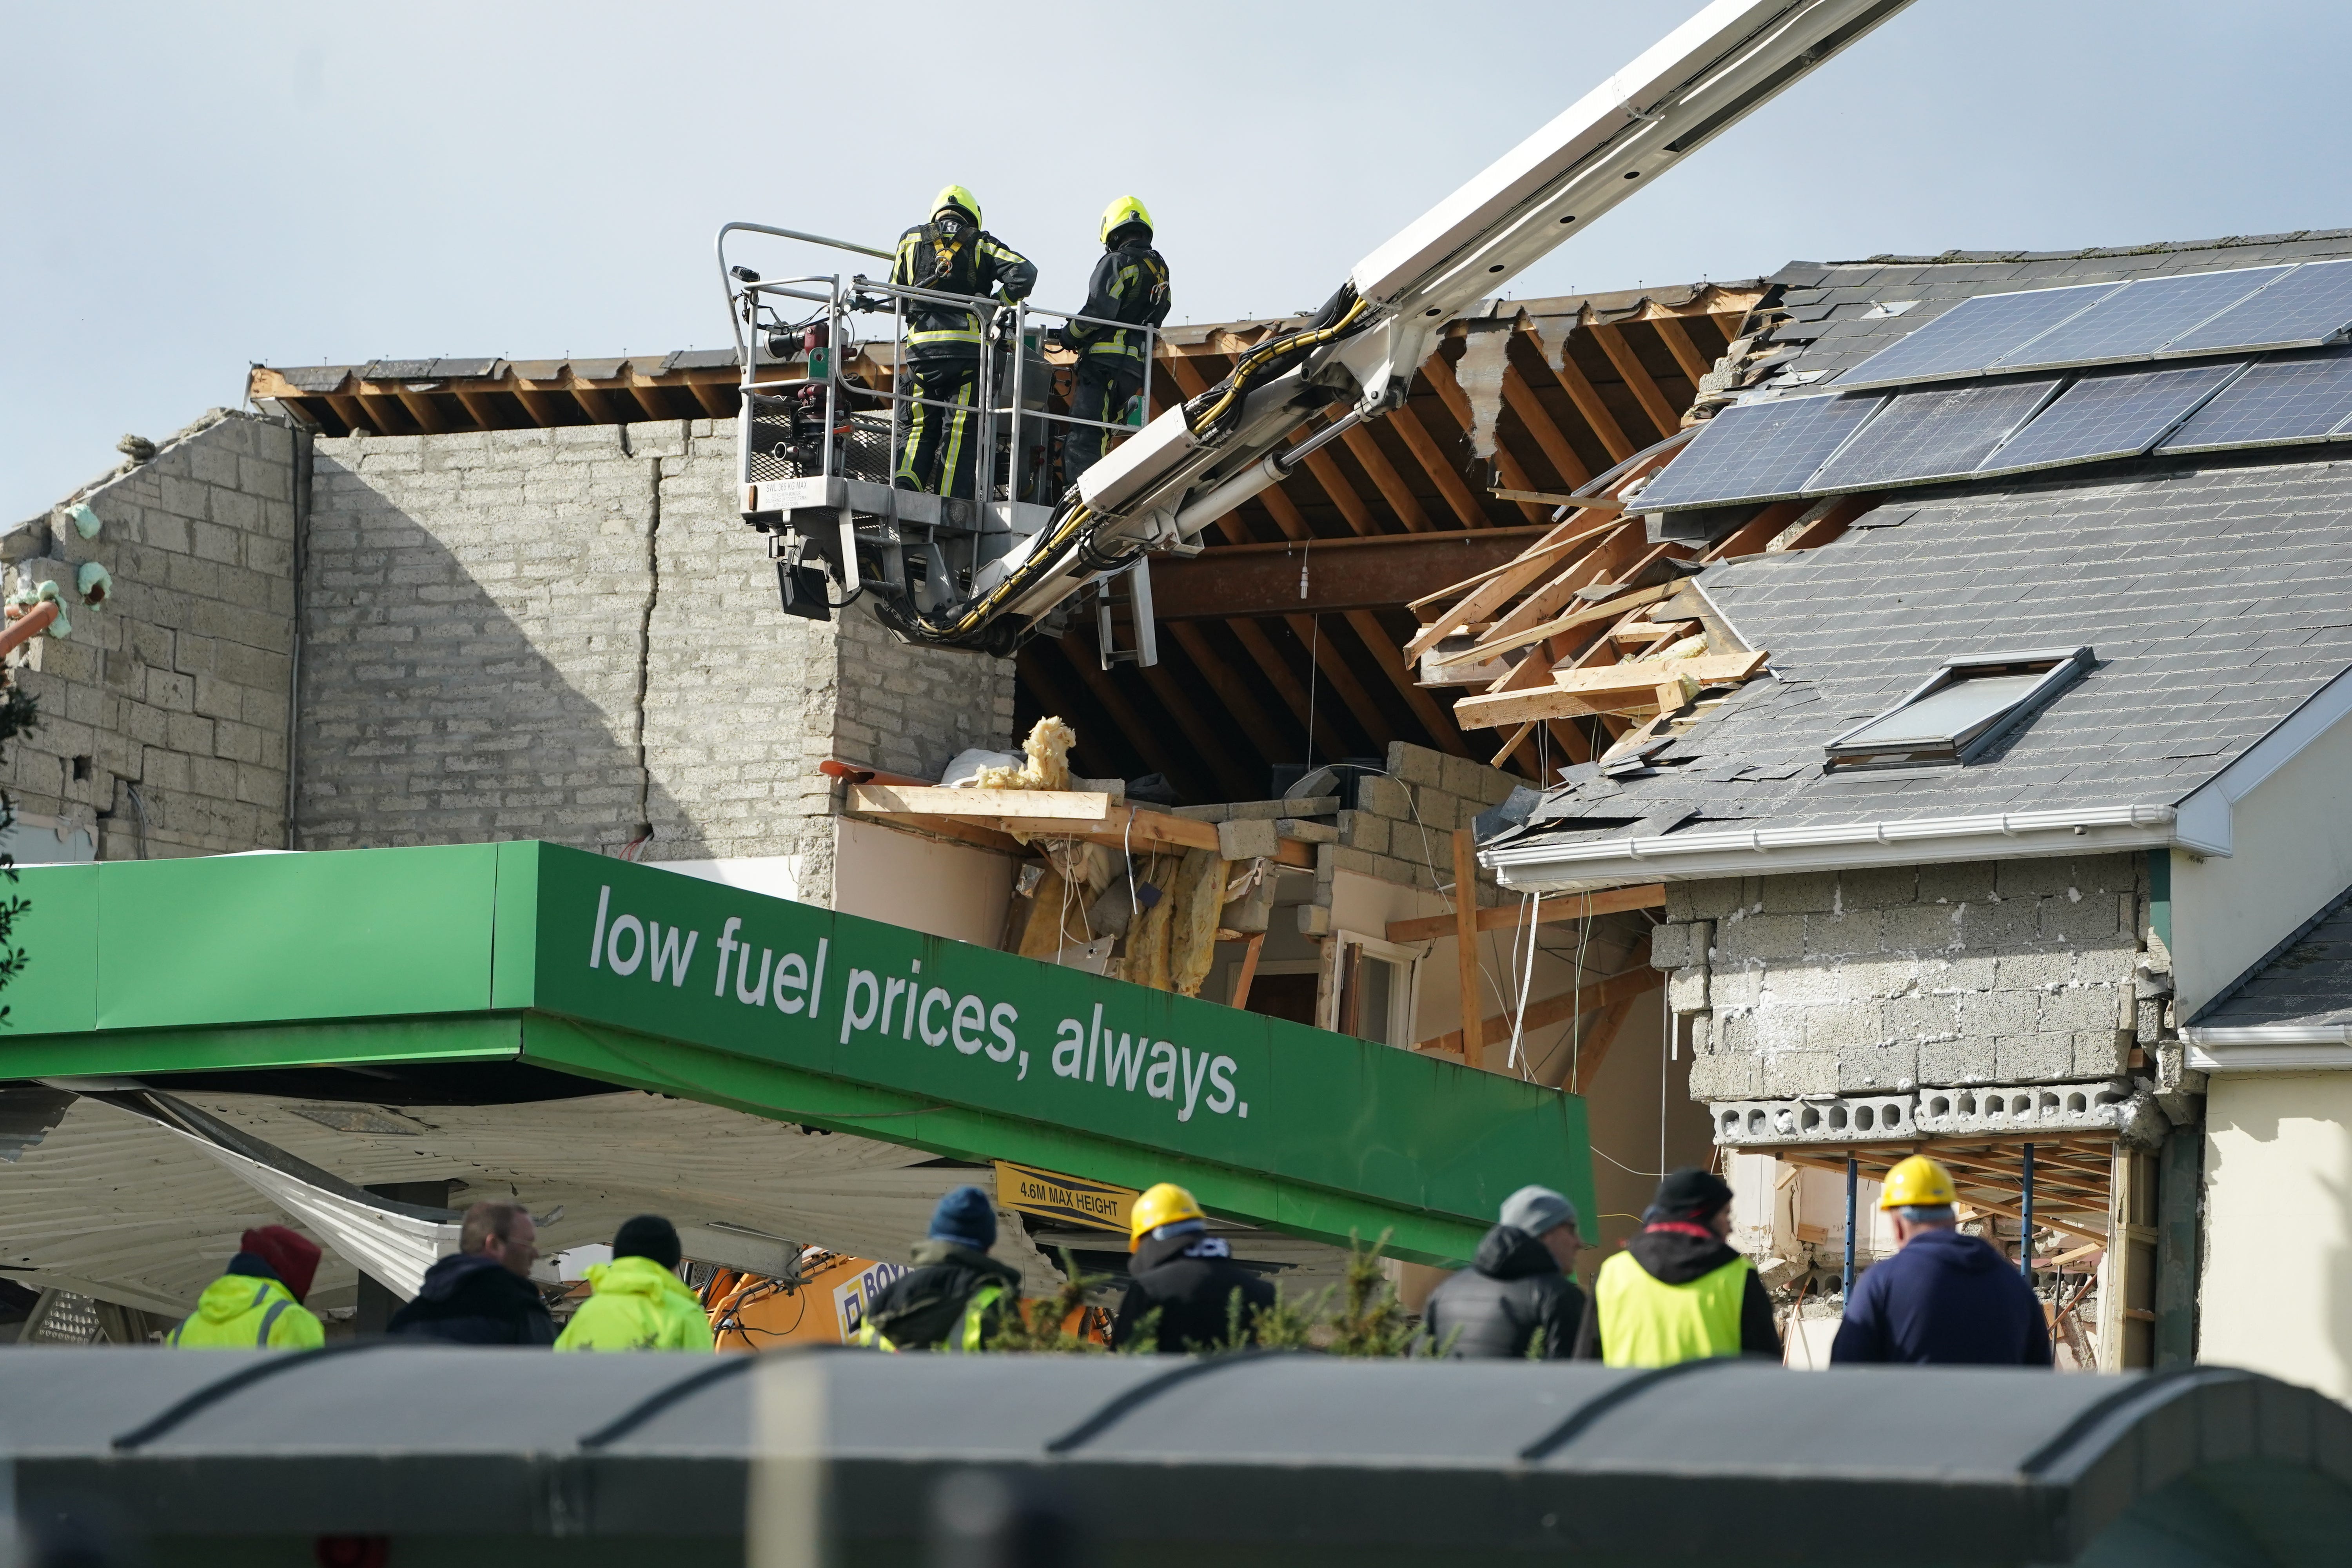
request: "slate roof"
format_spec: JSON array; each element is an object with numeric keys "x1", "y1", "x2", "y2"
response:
[
  {"x1": 2195, "y1": 885, "x2": 2352, "y2": 1031},
  {"x1": 1748, "y1": 231, "x2": 2352, "y2": 392},
  {"x1": 1504, "y1": 230, "x2": 2352, "y2": 858},
  {"x1": 1511, "y1": 454, "x2": 2352, "y2": 849}
]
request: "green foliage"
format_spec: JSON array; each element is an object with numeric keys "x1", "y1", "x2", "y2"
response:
[{"x1": 985, "y1": 1249, "x2": 1110, "y2": 1353}]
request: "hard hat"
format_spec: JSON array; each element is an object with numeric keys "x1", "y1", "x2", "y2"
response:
[
  {"x1": 1878, "y1": 1154, "x2": 1958, "y2": 1210},
  {"x1": 1128, "y1": 1181, "x2": 1205, "y2": 1251},
  {"x1": 1099, "y1": 194, "x2": 1154, "y2": 245},
  {"x1": 933, "y1": 184, "x2": 982, "y2": 228}
]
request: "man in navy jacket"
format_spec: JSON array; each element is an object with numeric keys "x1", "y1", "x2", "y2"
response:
[{"x1": 1831, "y1": 1154, "x2": 2052, "y2": 1367}]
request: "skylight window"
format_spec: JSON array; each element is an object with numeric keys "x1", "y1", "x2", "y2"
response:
[{"x1": 1824, "y1": 647, "x2": 2092, "y2": 770}]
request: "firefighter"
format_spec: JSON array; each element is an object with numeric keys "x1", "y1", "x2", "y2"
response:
[
  {"x1": 891, "y1": 185, "x2": 1037, "y2": 500},
  {"x1": 1111, "y1": 1181, "x2": 1274, "y2": 1351},
  {"x1": 1830, "y1": 1154, "x2": 2053, "y2": 1366},
  {"x1": 857, "y1": 1186, "x2": 1023, "y2": 1352},
  {"x1": 1573, "y1": 1168, "x2": 1780, "y2": 1366},
  {"x1": 168, "y1": 1224, "x2": 325, "y2": 1349},
  {"x1": 1053, "y1": 196, "x2": 1171, "y2": 486}
]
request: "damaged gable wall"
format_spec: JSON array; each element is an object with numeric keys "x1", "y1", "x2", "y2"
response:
[{"x1": 2, "y1": 412, "x2": 299, "y2": 859}]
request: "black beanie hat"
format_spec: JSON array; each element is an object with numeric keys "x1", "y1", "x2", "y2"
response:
[
  {"x1": 1646, "y1": 1168, "x2": 1733, "y2": 1224},
  {"x1": 612, "y1": 1213, "x2": 683, "y2": 1270}
]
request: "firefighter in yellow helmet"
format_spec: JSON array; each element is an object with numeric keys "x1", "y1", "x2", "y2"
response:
[
  {"x1": 890, "y1": 185, "x2": 1036, "y2": 501},
  {"x1": 1573, "y1": 1168, "x2": 1779, "y2": 1366},
  {"x1": 1050, "y1": 196, "x2": 1171, "y2": 487},
  {"x1": 1831, "y1": 1155, "x2": 2052, "y2": 1366},
  {"x1": 1109, "y1": 1181, "x2": 1272, "y2": 1351}
]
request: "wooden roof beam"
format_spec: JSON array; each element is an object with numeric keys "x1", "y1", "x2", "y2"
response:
[
  {"x1": 1421, "y1": 354, "x2": 1550, "y2": 524},
  {"x1": 1227, "y1": 619, "x2": 1348, "y2": 761},
  {"x1": 1344, "y1": 607, "x2": 1471, "y2": 758},
  {"x1": 1285, "y1": 612, "x2": 1396, "y2": 751},
  {"x1": 1652, "y1": 313, "x2": 1720, "y2": 386},
  {"x1": 1163, "y1": 622, "x2": 1294, "y2": 769},
  {"x1": 1387, "y1": 404, "x2": 1493, "y2": 530},
  {"x1": 1588, "y1": 319, "x2": 1682, "y2": 443},
  {"x1": 1518, "y1": 322, "x2": 1636, "y2": 464}
]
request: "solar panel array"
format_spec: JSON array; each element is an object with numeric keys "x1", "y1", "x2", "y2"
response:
[
  {"x1": 1628, "y1": 393, "x2": 1884, "y2": 512},
  {"x1": 1976, "y1": 362, "x2": 2243, "y2": 476},
  {"x1": 1825, "y1": 283, "x2": 2122, "y2": 390},
  {"x1": 2158, "y1": 349, "x2": 2352, "y2": 454},
  {"x1": 1810, "y1": 379, "x2": 2059, "y2": 492},
  {"x1": 1840, "y1": 260, "x2": 2352, "y2": 391},
  {"x1": 1641, "y1": 346, "x2": 2352, "y2": 513}
]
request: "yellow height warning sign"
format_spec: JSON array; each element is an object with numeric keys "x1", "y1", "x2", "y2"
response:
[{"x1": 995, "y1": 1160, "x2": 1137, "y2": 1233}]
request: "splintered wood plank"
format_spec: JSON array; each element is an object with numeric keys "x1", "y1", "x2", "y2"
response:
[
  {"x1": 1385, "y1": 883, "x2": 1664, "y2": 944},
  {"x1": 1454, "y1": 650, "x2": 1768, "y2": 728}
]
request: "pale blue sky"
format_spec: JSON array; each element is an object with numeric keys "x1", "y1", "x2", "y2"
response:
[{"x1": 8, "y1": 1, "x2": 2352, "y2": 519}]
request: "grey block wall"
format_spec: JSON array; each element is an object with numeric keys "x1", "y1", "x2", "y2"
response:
[
  {"x1": 1657, "y1": 855, "x2": 2145, "y2": 1101},
  {"x1": 2, "y1": 412, "x2": 298, "y2": 858},
  {"x1": 298, "y1": 419, "x2": 1014, "y2": 899}
]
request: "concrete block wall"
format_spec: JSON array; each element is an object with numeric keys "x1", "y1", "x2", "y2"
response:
[
  {"x1": 298, "y1": 419, "x2": 1014, "y2": 901},
  {"x1": 1316, "y1": 742, "x2": 1521, "y2": 904},
  {"x1": 1658, "y1": 854, "x2": 2147, "y2": 1102},
  {"x1": 2, "y1": 412, "x2": 297, "y2": 858}
]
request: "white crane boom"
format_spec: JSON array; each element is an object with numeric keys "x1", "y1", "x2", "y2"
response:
[{"x1": 727, "y1": 0, "x2": 1915, "y2": 654}]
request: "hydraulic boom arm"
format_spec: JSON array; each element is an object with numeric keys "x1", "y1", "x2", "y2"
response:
[{"x1": 836, "y1": 0, "x2": 1914, "y2": 652}]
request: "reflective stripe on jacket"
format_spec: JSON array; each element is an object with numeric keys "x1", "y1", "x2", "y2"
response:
[
  {"x1": 1592, "y1": 1248, "x2": 1751, "y2": 1368},
  {"x1": 169, "y1": 1273, "x2": 325, "y2": 1350},
  {"x1": 892, "y1": 224, "x2": 1036, "y2": 359},
  {"x1": 552, "y1": 1256, "x2": 717, "y2": 1352},
  {"x1": 857, "y1": 1281, "x2": 1007, "y2": 1353},
  {"x1": 1068, "y1": 240, "x2": 1171, "y2": 368}
]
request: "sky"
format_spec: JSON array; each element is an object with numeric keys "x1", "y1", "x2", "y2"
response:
[{"x1": 7, "y1": 0, "x2": 2352, "y2": 519}]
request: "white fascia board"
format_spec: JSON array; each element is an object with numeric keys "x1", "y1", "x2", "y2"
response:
[
  {"x1": 1486, "y1": 804, "x2": 2178, "y2": 891},
  {"x1": 2182, "y1": 1026, "x2": 2352, "y2": 1073},
  {"x1": 2172, "y1": 662, "x2": 2352, "y2": 858}
]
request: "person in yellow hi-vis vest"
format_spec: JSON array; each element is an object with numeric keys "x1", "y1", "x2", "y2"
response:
[
  {"x1": 1573, "y1": 1169, "x2": 1780, "y2": 1366},
  {"x1": 855, "y1": 1186, "x2": 1022, "y2": 1352},
  {"x1": 169, "y1": 1225, "x2": 326, "y2": 1350}
]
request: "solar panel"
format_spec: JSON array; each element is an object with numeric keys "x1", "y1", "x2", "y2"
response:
[
  {"x1": 2161, "y1": 259, "x2": 2352, "y2": 356},
  {"x1": 1808, "y1": 378, "x2": 2060, "y2": 492},
  {"x1": 1986, "y1": 268, "x2": 2288, "y2": 373},
  {"x1": 1976, "y1": 361, "x2": 2244, "y2": 476},
  {"x1": 1837, "y1": 283, "x2": 2124, "y2": 390},
  {"x1": 1630, "y1": 393, "x2": 1883, "y2": 511},
  {"x1": 2156, "y1": 349, "x2": 2352, "y2": 454}
]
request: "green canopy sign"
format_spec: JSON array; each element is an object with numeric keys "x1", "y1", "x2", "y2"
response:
[{"x1": 0, "y1": 842, "x2": 1593, "y2": 1265}]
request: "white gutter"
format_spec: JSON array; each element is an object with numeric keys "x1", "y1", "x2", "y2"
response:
[
  {"x1": 2181, "y1": 1024, "x2": 2352, "y2": 1074},
  {"x1": 1486, "y1": 803, "x2": 2181, "y2": 889}
]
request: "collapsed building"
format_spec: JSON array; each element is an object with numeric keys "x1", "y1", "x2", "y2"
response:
[
  {"x1": 1416, "y1": 230, "x2": 2352, "y2": 1391},
  {"x1": 0, "y1": 282, "x2": 1754, "y2": 1338}
]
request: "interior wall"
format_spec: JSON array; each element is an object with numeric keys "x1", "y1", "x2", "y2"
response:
[
  {"x1": 2201, "y1": 1071, "x2": 2352, "y2": 1402},
  {"x1": 1569, "y1": 998, "x2": 1713, "y2": 1288},
  {"x1": 2171, "y1": 713, "x2": 2352, "y2": 1014},
  {"x1": 831, "y1": 818, "x2": 1014, "y2": 949}
]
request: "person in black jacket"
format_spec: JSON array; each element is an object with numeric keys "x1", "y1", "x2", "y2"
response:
[
  {"x1": 858, "y1": 1186, "x2": 1024, "y2": 1352},
  {"x1": 890, "y1": 184, "x2": 1036, "y2": 501},
  {"x1": 388, "y1": 1201, "x2": 556, "y2": 1346},
  {"x1": 1111, "y1": 1182, "x2": 1274, "y2": 1352},
  {"x1": 1053, "y1": 195, "x2": 1171, "y2": 486},
  {"x1": 1573, "y1": 1168, "x2": 1780, "y2": 1364},
  {"x1": 1421, "y1": 1185, "x2": 1585, "y2": 1358}
]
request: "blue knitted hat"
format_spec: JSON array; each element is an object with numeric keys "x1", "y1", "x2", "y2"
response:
[{"x1": 929, "y1": 1185, "x2": 997, "y2": 1251}]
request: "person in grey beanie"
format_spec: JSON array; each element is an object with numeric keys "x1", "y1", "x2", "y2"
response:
[{"x1": 1420, "y1": 1184, "x2": 1586, "y2": 1359}]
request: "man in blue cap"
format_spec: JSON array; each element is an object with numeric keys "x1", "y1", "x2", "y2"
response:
[{"x1": 857, "y1": 1185, "x2": 1024, "y2": 1352}]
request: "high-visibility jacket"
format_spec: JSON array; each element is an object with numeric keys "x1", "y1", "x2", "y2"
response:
[
  {"x1": 169, "y1": 1272, "x2": 325, "y2": 1350},
  {"x1": 1067, "y1": 237, "x2": 1171, "y2": 372},
  {"x1": 891, "y1": 220, "x2": 1036, "y2": 362},
  {"x1": 553, "y1": 1256, "x2": 717, "y2": 1352},
  {"x1": 1592, "y1": 1248, "x2": 1752, "y2": 1368},
  {"x1": 857, "y1": 1280, "x2": 1008, "y2": 1353}
]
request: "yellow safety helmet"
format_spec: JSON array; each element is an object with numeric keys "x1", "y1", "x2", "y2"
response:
[
  {"x1": 932, "y1": 184, "x2": 982, "y2": 228},
  {"x1": 1128, "y1": 1181, "x2": 1205, "y2": 1251},
  {"x1": 1099, "y1": 194, "x2": 1154, "y2": 245},
  {"x1": 1878, "y1": 1154, "x2": 1958, "y2": 1210}
]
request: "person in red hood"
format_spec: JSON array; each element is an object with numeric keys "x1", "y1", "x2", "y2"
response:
[{"x1": 169, "y1": 1225, "x2": 325, "y2": 1349}]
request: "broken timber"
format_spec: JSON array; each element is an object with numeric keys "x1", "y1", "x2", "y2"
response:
[{"x1": 1454, "y1": 650, "x2": 1769, "y2": 727}]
